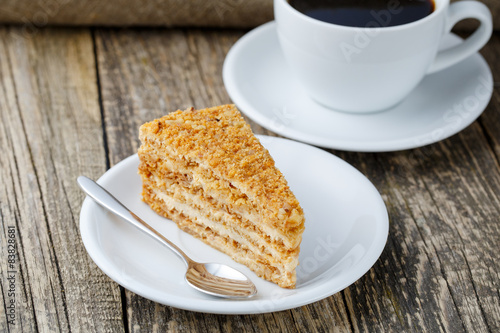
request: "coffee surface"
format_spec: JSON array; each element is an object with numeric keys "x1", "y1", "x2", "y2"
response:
[{"x1": 288, "y1": 0, "x2": 435, "y2": 27}]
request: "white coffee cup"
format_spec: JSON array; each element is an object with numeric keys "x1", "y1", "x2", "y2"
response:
[{"x1": 274, "y1": 0, "x2": 493, "y2": 113}]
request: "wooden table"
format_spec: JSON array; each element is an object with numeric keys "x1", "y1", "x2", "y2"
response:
[{"x1": 0, "y1": 25, "x2": 499, "y2": 332}]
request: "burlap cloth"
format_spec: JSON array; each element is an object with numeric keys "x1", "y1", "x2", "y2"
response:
[{"x1": 0, "y1": 0, "x2": 497, "y2": 30}]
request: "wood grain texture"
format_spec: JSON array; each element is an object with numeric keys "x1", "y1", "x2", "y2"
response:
[
  {"x1": 94, "y1": 27, "x2": 500, "y2": 332},
  {"x1": 478, "y1": 33, "x2": 500, "y2": 162},
  {"x1": 0, "y1": 27, "x2": 124, "y2": 332},
  {"x1": 1, "y1": 25, "x2": 499, "y2": 332}
]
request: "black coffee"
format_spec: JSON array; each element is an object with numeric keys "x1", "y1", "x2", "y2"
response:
[{"x1": 288, "y1": 0, "x2": 435, "y2": 28}]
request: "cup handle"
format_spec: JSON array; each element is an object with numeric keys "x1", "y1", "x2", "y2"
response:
[{"x1": 427, "y1": 1, "x2": 492, "y2": 74}]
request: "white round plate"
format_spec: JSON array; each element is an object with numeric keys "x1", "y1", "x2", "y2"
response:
[
  {"x1": 223, "y1": 22, "x2": 493, "y2": 152},
  {"x1": 79, "y1": 136, "x2": 389, "y2": 314}
]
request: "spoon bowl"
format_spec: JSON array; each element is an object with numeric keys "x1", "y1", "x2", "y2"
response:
[
  {"x1": 77, "y1": 176, "x2": 257, "y2": 298},
  {"x1": 186, "y1": 263, "x2": 257, "y2": 298}
]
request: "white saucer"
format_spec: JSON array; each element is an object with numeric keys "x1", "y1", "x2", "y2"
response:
[
  {"x1": 79, "y1": 136, "x2": 389, "y2": 314},
  {"x1": 223, "y1": 22, "x2": 493, "y2": 152}
]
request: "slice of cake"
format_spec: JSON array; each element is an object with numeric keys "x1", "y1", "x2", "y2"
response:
[{"x1": 138, "y1": 104, "x2": 305, "y2": 288}]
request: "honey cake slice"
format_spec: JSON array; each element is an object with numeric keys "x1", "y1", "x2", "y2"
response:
[{"x1": 138, "y1": 104, "x2": 305, "y2": 288}]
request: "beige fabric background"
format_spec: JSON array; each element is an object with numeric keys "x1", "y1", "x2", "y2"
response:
[{"x1": 0, "y1": 0, "x2": 497, "y2": 29}]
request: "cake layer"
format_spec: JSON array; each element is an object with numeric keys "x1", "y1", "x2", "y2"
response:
[
  {"x1": 139, "y1": 145, "x2": 304, "y2": 250},
  {"x1": 142, "y1": 175, "x2": 299, "y2": 263},
  {"x1": 142, "y1": 184, "x2": 296, "y2": 288},
  {"x1": 151, "y1": 187, "x2": 299, "y2": 273}
]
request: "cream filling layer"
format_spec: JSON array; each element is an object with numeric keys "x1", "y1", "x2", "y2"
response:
[
  {"x1": 154, "y1": 190, "x2": 299, "y2": 272},
  {"x1": 154, "y1": 199, "x2": 295, "y2": 287},
  {"x1": 142, "y1": 142, "x2": 302, "y2": 247},
  {"x1": 146, "y1": 163, "x2": 298, "y2": 249}
]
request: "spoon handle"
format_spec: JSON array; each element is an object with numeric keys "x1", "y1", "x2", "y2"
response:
[{"x1": 77, "y1": 176, "x2": 191, "y2": 267}]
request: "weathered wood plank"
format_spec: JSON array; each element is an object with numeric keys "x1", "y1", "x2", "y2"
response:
[
  {"x1": 0, "y1": 28, "x2": 38, "y2": 333},
  {"x1": 95, "y1": 27, "x2": 500, "y2": 332},
  {"x1": 0, "y1": 27, "x2": 124, "y2": 332},
  {"x1": 478, "y1": 33, "x2": 500, "y2": 163}
]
